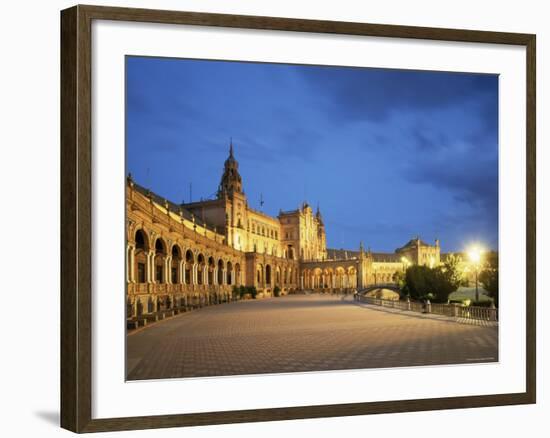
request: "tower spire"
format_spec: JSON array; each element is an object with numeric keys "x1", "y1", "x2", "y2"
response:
[{"x1": 217, "y1": 139, "x2": 243, "y2": 199}]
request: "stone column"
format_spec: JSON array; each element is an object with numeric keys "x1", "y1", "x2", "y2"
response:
[
  {"x1": 165, "y1": 256, "x2": 172, "y2": 284},
  {"x1": 180, "y1": 260, "x2": 185, "y2": 284},
  {"x1": 127, "y1": 245, "x2": 135, "y2": 283},
  {"x1": 130, "y1": 246, "x2": 136, "y2": 283},
  {"x1": 147, "y1": 251, "x2": 155, "y2": 283}
]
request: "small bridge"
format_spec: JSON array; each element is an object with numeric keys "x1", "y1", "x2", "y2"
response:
[{"x1": 358, "y1": 284, "x2": 401, "y2": 300}]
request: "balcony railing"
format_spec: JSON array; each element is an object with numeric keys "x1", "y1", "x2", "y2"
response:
[{"x1": 127, "y1": 281, "x2": 234, "y2": 295}]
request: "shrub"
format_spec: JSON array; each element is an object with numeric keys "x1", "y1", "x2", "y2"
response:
[
  {"x1": 470, "y1": 300, "x2": 494, "y2": 308},
  {"x1": 237, "y1": 286, "x2": 246, "y2": 299},
  {"x1": 248, "y1": 286, "x2": 258, "y2": 299},
  {"x1": 273, "y1": 286, "x2": 281, "y2": 297},
  {"x1": 232, "y1": 285, "x2": 240, "y2": 299}
]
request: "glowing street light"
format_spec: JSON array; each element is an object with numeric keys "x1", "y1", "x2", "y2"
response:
[
  {"x1": 468, "y1": 246, "x2": 482, "y2": 264},
  {"x1": 467, "y1": 245, "x2": 484, "y2": 302}
]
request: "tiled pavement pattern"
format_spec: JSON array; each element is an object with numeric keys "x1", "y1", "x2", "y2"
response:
[{"x1": 127, "y1": 294, "x2": 498, "y2": 380}]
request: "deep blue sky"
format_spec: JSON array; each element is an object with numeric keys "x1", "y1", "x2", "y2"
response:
[{"x1": 126, "y1": 56, "x2": 498, "y2": 253}]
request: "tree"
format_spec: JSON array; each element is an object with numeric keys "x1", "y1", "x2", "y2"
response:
[
  {"x1": 479, "y1": 251, "x2": 499, "y2": 307},
  {"x1": 442, "y1": 254, "x2": 463, "y2": 290},
  {"x1": 429, "y1": 254, "x2": 463, "y2": 302},
  {"x1": 429, "y1": 267, "x2": 460, "y2": 303},
  {"x1": 404, "y1": 265, "x2": 432, "y2": 300},
  {"x1": 403, "y1": 256, "x2": 463, "y2": 303},
  {"x1": 392, "y1": 270, "x2": 406, "y2": 295}
]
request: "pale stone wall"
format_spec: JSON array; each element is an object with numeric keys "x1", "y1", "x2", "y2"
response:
[{"x1": 126, "y1": 180, "x2": 300, "y2": 321}]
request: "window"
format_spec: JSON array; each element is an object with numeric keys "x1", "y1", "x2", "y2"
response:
[
  {"x1": 156, "y1": 265, "x2": 163, "y2": 282},
  {"x1": 185, "y1": 266, "x2": 191, "y2": 284},
  {"x1": 171, "y1": 267, "x2": 178, "y2": 283},
  {"x1": 135, "y1": 230, "x2": 146, "y2": 249},
  {"x1": 137, "y1": 263, "x2": 146, "y2": 283}
]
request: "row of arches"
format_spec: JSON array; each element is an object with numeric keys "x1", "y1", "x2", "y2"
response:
[
  {"x1": 128, "y1": 289, "x2": 233, "y2": 318},
  {"x1": 301, "y1": 266, "x2": 358, "y2": 290},
  {"x1": 129, "y1": 229, "x2": 242, "y2": 287},
  {"x1": 255, "y1": 263, "x2": 297, "y2": 288},
  {"x1": 372, "y1": 272, "x2": 396, "y2": 284}
]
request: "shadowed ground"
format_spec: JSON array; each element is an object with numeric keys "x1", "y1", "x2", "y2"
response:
[{"x1": 126, "y1": 294, "x2": 498, "y2": 380}]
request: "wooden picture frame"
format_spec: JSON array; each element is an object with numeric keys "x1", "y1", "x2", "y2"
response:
[{"x1": 60, "y1": 4, "x2": 536, "y2": 433}]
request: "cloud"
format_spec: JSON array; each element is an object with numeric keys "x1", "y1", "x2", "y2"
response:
[
  {"x1": 126, "y1": 57, "x2": 499, "y2": 251},
  {"x1": 298, "y1": 66, "x2": 498, "y2": 124}
]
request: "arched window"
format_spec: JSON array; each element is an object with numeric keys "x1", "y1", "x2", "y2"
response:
[
  {"x1": 135, "y1": 229, "x2": 146, "y2": 249},
  {"x1": 154, "y1": 238, "x2": 166, "y2": 283},
  {"x1": 197, "y1": 254, "x2": 205, "y2": 285},
  {"x1": 227, "y1": 261, "x2": 233, "y2": 285},
  {"x1": 185, "y1": 250, "x2": 194, "y2": 285},
  {"x1": 234, "y1": 263, "x2": 241, "y2": 286},
  {"x1": 207, "y1": 257, "x2": 215, "y2": 285},
  {"x1": 134, "y1": 230, "x2": 148, "y2": 283},
  {"x1": 171, "y1": 245, "x2": 182, "y2": 283},
  {"x1": 217, "y1": 259, "x2": 224, "y2": 285},
  {"x1": 287, "y1": 245, "x2": 294, "y2": 260}
]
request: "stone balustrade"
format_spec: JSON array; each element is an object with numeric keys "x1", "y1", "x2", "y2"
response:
[{"x1": 356, "y1": 294, "x2": 498, "y2": 322}]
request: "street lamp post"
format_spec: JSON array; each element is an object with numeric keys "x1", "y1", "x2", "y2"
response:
[
  {"x1": 474, "y1": 265, "x2": 479, "y2": 302},
  {"x1": 467, "y1": 246, "x2": 483, "y2": 303}
]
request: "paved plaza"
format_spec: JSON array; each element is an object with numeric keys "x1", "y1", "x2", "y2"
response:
[{"x1": 126, "y1": 294, "x2": 498, "y2": 380}]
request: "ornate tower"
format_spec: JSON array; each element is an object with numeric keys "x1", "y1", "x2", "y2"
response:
[
  {"x1": 315, "y1": 204, "x2": 327, "y2": 260},
  {"x1": 217, "y1": 140, "x2": 243, "y2": 198}
]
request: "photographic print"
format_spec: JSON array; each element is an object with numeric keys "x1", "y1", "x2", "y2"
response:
[{"x1": 125, "y1": 56, "x2": 499, "y2": 381}]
